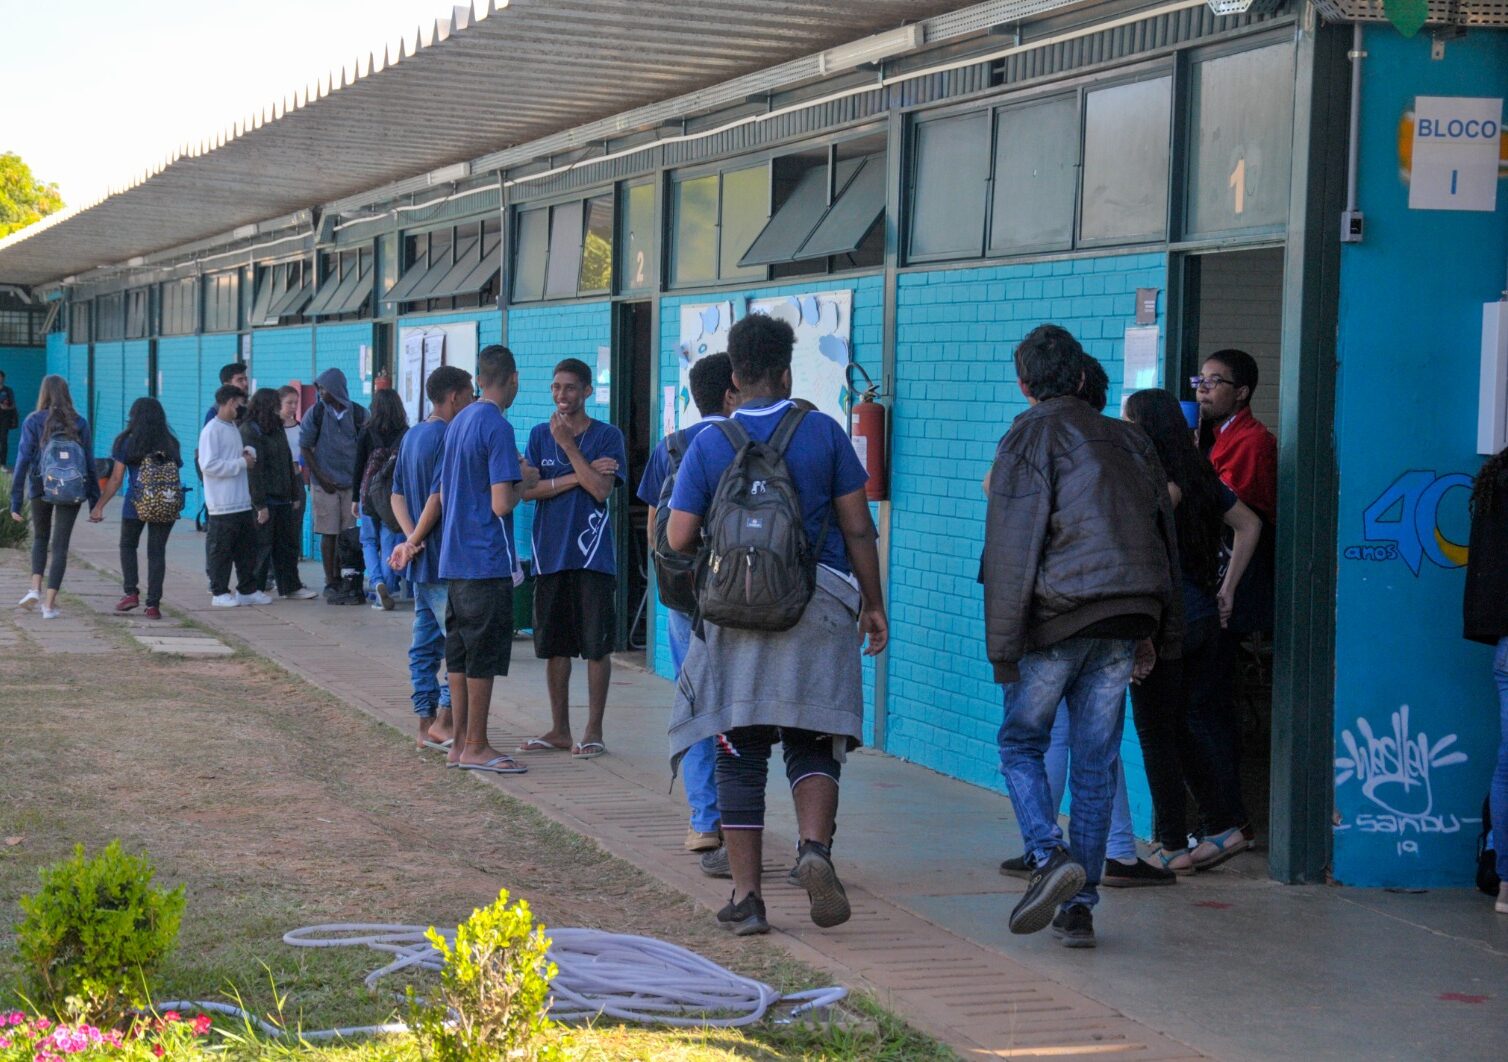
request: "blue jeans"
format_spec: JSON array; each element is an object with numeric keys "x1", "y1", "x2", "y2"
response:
[
  {"x1": 999, "y1": 638, "x2": 1136, "y2": 909},
  {"x1": 1045, "y1": 705, "x2": 1137, "y2": 861},
  {"x1": 360, "y1": 518, "x2": 403, "y2": 596},
  {"x1": 670, "y1": 608, "x2": 719, "y2": 833},
  {"x1": 1494, "y1": 638, "x2": 1508, "y2": 881},
  {"x1": 410, "y1": 581, "x2": 451, "y2": 717}
]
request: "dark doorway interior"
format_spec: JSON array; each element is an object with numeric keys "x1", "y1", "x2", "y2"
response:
[{"x1": 613, "y1": 301, "x2": 654, "y2": 654}]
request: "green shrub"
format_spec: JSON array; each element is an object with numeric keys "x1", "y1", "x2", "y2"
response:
[
  {"x1": 408, "y1": 889, "x2": 563, "y2": 1062},
  {"x1": 0, "y1": 470, "x2": 26, "y2": 549},
  {"x1": 15, "y1": 841, "x2": 186, "y2": 1021}
]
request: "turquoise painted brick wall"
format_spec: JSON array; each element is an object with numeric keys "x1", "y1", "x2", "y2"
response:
[
  {"x1": 888, "y1": 252, "x2": 1167, "y2": 828},
  {"x1": 91, "y1": 341, "x2": 126, "y2": 454},
  {"x1": 45, "y1": 332, "x2": 66, "y2": 379},
  {"x1": 66, "y1": 345, "x2": 88, "y2": 413},
  {"x1": 123, "y1": 341, "x2": 151, "y2": 412},
  {"x1": 251, "y1": 327, "x2": 314, "y2": 395},
  {"x1": 314, "y1": 323, "x2": 372, "y2": 403},
  {"x1": 156, "y1": 337, "x2": 202, "y2": 505},
  {"x1": 0, "y1": 346, "x2": 46, "y2": 463},
  {"x1": 655, "y1": 275, "x2": 885, "y2": 741},
  {"x1": 504, "y1": 302, "x2": 613, "y2": 565}
]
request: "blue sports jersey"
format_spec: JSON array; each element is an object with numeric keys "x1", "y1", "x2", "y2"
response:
[
  {"x1": 635, "y1": 417, "x2": 727, "y2": 507},
  {"x1": 391, "y1": 416, "x2": 448, "y2": 585},
  {"x1": 526, "y1": 419, "x2": 627, "y2": 577},
  {"x1": 670, "y1": 398, "x2": 868, "y2": 574},
  {"x1": 435, "y1": 401, "x2": 521, "y2": 582}
]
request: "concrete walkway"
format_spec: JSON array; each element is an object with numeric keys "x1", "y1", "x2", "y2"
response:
[{"x1": 41, "y1": 514, "x2": 1508, "y2": 1060}]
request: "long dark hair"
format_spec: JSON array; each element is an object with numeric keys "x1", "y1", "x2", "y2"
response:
[
  {"x1": 1124, "y1": 388, "x2": 1225, "y2": 592},
  {"x1": 36, "y1": 375, "x2": 81, "y2": 441},
  {"x1": 367, "y1": 388, "x2": 408, "y2": 441},
  {"x1": 1471, "y1": 447, "x2": 1508, "y2": 518},
  {"x1": 116, "y1": 397, "x2": 180, "y2": 465},
  {"x1": 246, "y1": 388, "x2": 284, "y2": 437}
]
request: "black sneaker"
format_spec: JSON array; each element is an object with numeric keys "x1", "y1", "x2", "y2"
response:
[
  {"x1": 716, "y1": 891, "x2": 770, "y2": 936},
  {"x1": 793, "y1": 840, "x2": 851, "y2": 928},
  {"x1": 1051, "y1": 904, "x2": 1096, "y2": 948},
  {"x1": 699, "y1": 846, "x2": 731, "y2": 878},
  {"x1": 1101, "y1": 858, "x2": 1177, "y2": 888},
  {"x1": 999, "y1": 854, "x2": 1031, "y2": 878},
  {"x1": 1008, "y1": 847, "x2": 1086, "y2": 935}
]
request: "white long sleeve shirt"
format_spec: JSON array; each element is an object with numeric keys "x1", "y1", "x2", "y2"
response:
[{"x1": 198, "y1": 416, "x2": 252, "y2": 515}]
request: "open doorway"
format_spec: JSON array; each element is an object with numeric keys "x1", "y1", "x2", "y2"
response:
[
  {"x1": 1179, "y1": 245, "x2": 1285, "y2": 851},
  {"x1": 613, "y1": 300, "x2": 654, "y2": 656}
]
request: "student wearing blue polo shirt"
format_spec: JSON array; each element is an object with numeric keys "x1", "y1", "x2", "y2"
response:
[
  {"x1": 636, "y1": 353, "x2": 738, "y2": 854},
  {"x1": 387, "y1": 365, "x2": 474, "y2": 751},
  {"x1": 393, "y1": 345, "x2": 537, "y2": 775},
  {"x1": 666, "y1": 313, "x2": 888, "y2": 937},
  {"x1": 520, "y1": 358, "x2": 628, "y2": 760}
]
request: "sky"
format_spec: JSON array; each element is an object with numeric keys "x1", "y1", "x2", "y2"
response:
[{"x1": 0, "y1": 0, "x2": 463, "y2": 209}]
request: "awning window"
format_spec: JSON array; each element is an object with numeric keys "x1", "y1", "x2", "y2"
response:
[
  {"x1": 383, "y1": 254, "x2": 434, "y2": 305},
  {"x1": 249, "y1": 267, "x2": 285, "y2": 327},
  {"x1": 307, "y1": 260, "x2": 372, "y2": 317},
  {"x1": 738, "y1": 154, "x2": 882, "y2": 267},
  {"x1": 797, "y1": 154, "x2": 885, "y2": 259},
  {"x1": 416, "y1": 237, "x2": 481, "y2": 300}
]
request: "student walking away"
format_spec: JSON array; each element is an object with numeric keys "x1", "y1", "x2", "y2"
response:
[
  {"x1": 9, "y1": 375, "x2": 99, "y2": 619},
  {"x1": 199, "y1": 385, "x2": 268, "y2": 608},
  {"x1": 0, "y1": 369, "x2": 18, "y2": 469},
  {"x1": 386, "y1": 365, "x2": 474, "y2": 751},
  {"x1": 242, "y1": 389, "x2": 318, "y2": 601},
  {"x1": 1124, "y1": 388, "x2": 1262, "y2": 873},
  {"x1": 982, "y1": 324, "x2": 1181, "y2": 948},
  {"x1": 519, "y1": 357, "x2": 628, "y2": 760},
  {"x1": 1464, "y1": 445, "x2": 1508, "y2": 915},
  {"x1": 299, "y1": 368, "x2": 367, "y2": 602},
  {"x1": 92, "y1": 398, "x2": 185, "y2": 619},
  {"x1": 353, "y1": 388, "x2": 409, "y2": 610},
  {"x1": 393, "y1": 345, "x2": 537, "y2": 774},
  {"x1": 666, "y1": 314, "x2": 887, "y2": 937},
  {"x1": 637, "y1": 352, "x2": 738, "y2": 854}
]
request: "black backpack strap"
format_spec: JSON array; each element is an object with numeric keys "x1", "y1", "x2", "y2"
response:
[
  {"x1": 767, "y1": 405, "x2": 808, "y2": 457},
  {"x1": 665, "y1": 428, "x2": 687, "y2": 468},
  {"x1": 712, "y1": 417, "x2": 752, "y2": 452}
]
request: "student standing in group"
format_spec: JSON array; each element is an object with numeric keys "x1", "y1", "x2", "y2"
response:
[
  {"x1": 93, "y1": 397, "x2": 185, "y2": 619},
  {"x1": 637, "y1": 353, "x2": 738, "y2": 854},
  {"x1": 666, "y1": 314, "x2": 887, "y2": 936},
  {"x1": 519, "y1": 358, "x2": 628, "y2": 760},
  {"x1": 10, "y1": 375, "x2": 99, "y2": 619},
  {"x1": 242, "y1": 388, "x2": 317, "y2": 601},
  {"x1": 386, "y1": 365, "x2": 474, "y2": 751},
  {"x1": 203, "y1": 363, "x2": 249, "y2": 425},
  {"x1": 1464, "y1": 444, "x2": 1508, "y2": 915},
  {"x1": 982, "y1": 324, "x2": 1181, "y2": 949},
  {"x1": 353, "y1": 388, "x2": 409, "y2": 610},
  {"x1": 393, "y1": 345, "x2": 536, "y2": 774},
  {"x1": 199, "y1": 385, "x2": 269, "y2": 608},
  {"x1": 0, "y1": 369, "x2": 17, "y2": 470},
  {"x1": 299, "y1": 368, "x2": 367, "y2": 601},
  {"x1": 278, "y1": 385, "x2": 309, "y2": 572},
  {"x1": 1124, "y1": 388, "x2": 1262, "y2": 872}
]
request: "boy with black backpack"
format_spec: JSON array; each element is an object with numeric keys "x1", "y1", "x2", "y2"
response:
[
  {"x1": 665, "y1": 314, "x2": 887, "y2": 937},
  {"x1": 636, "y1": 353, "x2": 739, "y2": 855},
  {"x1": 298, "y1": 368, "x2": 367, "y2": 602}
]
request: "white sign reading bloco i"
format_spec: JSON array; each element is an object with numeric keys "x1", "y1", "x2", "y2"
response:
[{"x1": 1409, "y1": 96, "x2": 1502, "y2": 213}]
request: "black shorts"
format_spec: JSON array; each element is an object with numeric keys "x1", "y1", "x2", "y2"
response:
[
  {"x1": 444, "y1": 578, "x2": 514, "y2": 678},
  {"x1": 532, "y1": 569, "x2": 616, "y2": 661}
]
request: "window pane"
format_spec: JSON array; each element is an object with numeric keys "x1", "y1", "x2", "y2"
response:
[
  {"x1": 990, "y1": 96, "x2": 1078, "y2": 254},
  {"x1": 909, "y1": 110, "x2": 989, "y2": 261},
  {"x1": 741, "y1": 158, "x2": 830, "y2": 267},
  {"x1": 580, "y1": 195, "x2": 614, "y2": 293},
  {"x1": 544, "y1": 200, "x2": 584, "y2": 299},
  {"x1": 800, "y1": 155, "x2": 885, "y2": 260},
  {"x1": 1080, "y1": 76, "x2": 1172, "y2": 243},
  {"x1": 673, "y1": 175, "x2": 718, "y2": 286},
  {"x1": 718, "y1": 165, "x2": 769, "y2": 281},
  {"x1": 1186, "y1": 45, "x2": 1295, "y2": 236},
  {"x1": 621, "y1": 181, "x2": 655, "y2": 292},
  {"x1": 512, "y1": 208, "x2": 548, "y2": 302}
]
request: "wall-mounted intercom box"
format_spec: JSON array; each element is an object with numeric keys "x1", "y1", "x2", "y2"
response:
[{"x1": 1482, "y1": 300, "x2": 1508, "y2": 456}]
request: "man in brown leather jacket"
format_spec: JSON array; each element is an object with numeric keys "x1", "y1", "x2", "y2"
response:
[{"x1": 981, "y1": 324, "x2": 1181, "y2": 948}]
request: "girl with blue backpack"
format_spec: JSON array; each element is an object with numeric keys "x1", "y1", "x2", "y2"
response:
[{"x1": 8, "y1": 375, "x2": 99, "y2": 619}]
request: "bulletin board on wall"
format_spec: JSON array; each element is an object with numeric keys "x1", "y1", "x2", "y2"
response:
[{"x1": 397, "y1": 321, "x2": 478, "y2": 422}]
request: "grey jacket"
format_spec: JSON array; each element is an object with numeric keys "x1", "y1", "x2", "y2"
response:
[{"x1": 980, "y1": 396, "x2": 1183, "y2": 684}]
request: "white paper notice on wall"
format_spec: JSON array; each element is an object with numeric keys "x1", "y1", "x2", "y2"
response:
[
  {"x1": 595, "y1": 346, "x2": 611, "y2": 406},
  {"x1": 662, "y1": 386, "x2": 677, "y2": 439},
  {"x1": 1122, "y1": 325, "x2": 1160, "y2": 394},
  {"x1": 1408, "y1": 96, "x2": 1503, "y2": 212}
]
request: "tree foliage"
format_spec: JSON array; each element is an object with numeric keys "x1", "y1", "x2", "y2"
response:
[{"x1": 0, "y1": 152, "x2": 65, "y2": 238}]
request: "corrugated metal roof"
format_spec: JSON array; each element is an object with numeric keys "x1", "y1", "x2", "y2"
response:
[{"x1": 0, "y1": 0, "x2": 969, "y2": 286}]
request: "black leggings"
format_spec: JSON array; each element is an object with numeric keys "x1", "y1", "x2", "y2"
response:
[
  {"x1": 715, "y1": 726, "x2": 842, "y2": 830},
  {"x1": 30, "y1": 501, "x2": 81, "y2": 591},
  {"x1": 120, "y1": 518, "x2": 173, "y2": 607}
]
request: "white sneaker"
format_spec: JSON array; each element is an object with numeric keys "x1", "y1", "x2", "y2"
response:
[
  {"x1": 237, "y1": 590, "x2": 274, "y2": 606},
  {"x1": 211, "y1": 593, "x2": 239, "y2": 608},
  {"x1": 284, "y1": 587, "x2": 319, "y2": 600},
  {"x1": 18, "y1": 589, "x2": 40, "y2": 611},
  {"x1": 41, "y1": 605, "x2": 59, "y2": 620}
]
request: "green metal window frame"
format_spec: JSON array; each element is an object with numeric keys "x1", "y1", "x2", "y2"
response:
[
  {"x1": 68, "y1": 299, "x2": 91, "y2": 344},
  {"x1": 510, "y1": 192, "x2": 614, "y2": 304},
  {"x1": 94, "y1": 291, "x2": 125, "y2": 342}
]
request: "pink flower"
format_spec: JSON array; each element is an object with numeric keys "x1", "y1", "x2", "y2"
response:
[
  {"x1": 161, "y1": 1012, "x2": 181, "y2": 1024},
  {"x1": 192, "y1": 1014, "x2": 212, "y2": 1036},
  {"x1": 0, "y1": 1036, "x2": 10, "y2": 1049},
  {"x1": 152, "y1": 1044, "x2": 165, "y2": 1058}
]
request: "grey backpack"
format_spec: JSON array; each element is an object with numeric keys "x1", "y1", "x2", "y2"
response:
[{"x1": 695, "y1": 408, "x2": 823, "y2": 632}]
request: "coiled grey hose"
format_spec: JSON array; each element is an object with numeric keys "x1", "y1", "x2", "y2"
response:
[{"x1": 154, "y1": 923, "x2": 847, "y2": 1041}]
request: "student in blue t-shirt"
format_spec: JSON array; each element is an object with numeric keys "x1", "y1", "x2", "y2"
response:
[
  {"x1": 387, "y1": 365, "x2": 474, "y2": 752},
  {"x1": 392, "y1": 345, "x2": 537, "y2": 776},
  {"x1": 635, "y1": 353, "x2": 739, "y2": 856},
  {"x1": 519, "y1": 358, "x2": 628, "y2": 760}
]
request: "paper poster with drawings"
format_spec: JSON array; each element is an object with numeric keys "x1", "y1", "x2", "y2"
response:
[
  {"x1": 399, "y1": 333, "x2": 426, "y2": 423},
  {"x1": 747, "y1": 290, "x2": 853, "y2": 426},
  {"x1": 676, "y1": 301, "x2": 735, "y2": 430}
]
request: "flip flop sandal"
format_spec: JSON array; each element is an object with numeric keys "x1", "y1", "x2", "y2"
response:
[
  {"x1": 460, "y1": 755, "x2": 527, "y2": 775},
  {"x1": 572, "y1": 742, "x2": 607, "y2": 759},
  {"x1": 1191, "y1": 828, "x2": 1248, "y2": 871},
  {"x1": 517, "y1": 737, "x2": 569, "y2": 753},
  {"x1": 421, "y1": 739, "x2": 454, "y2": 752}
]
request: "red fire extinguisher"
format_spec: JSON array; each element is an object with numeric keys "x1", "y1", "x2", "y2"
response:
[{"x1": 847, "y1": 364, "x2": 888, "y2": 502}]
